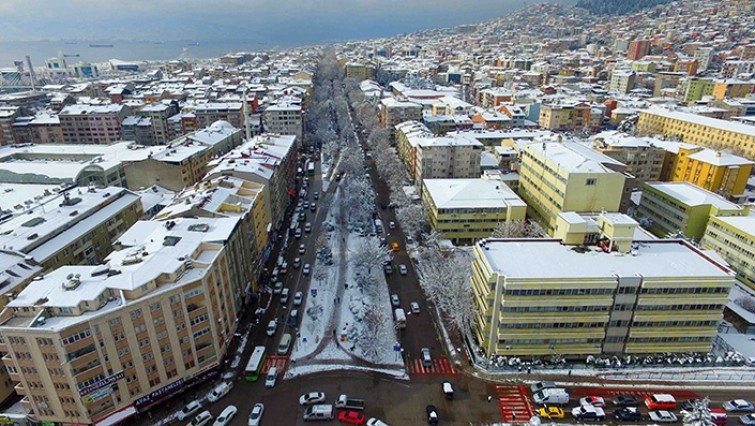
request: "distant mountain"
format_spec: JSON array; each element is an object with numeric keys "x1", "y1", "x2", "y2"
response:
[{"x1": 575, "y1": 0, "x2": 674, "y2": 15}]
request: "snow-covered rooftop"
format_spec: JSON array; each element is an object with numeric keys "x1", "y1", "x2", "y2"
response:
[
  {"x1": 645, "y1": 182, "x2": 743, "y2": 211},
  {"x1": 479, "y1": 239, "x2": 734, "y2": 280},
  {"x1": 423, "y1": 178, "x2": 526, "y2": 210},
  {"x1": 643, "y1": 107, "x2": 755, "y2": 137}
]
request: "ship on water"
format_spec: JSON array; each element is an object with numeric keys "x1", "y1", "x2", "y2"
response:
[
  {"x1": 63, "y1": 54, "x2": 80, "y2": 58},
  {"x1": 89, "y1": 44, "x2": 114, "y2": 48}
]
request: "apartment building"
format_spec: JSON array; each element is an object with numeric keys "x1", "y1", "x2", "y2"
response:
[
  {"x1": 59, "y1": 104, "x2": 133, "y2": 145},
  {"x1": 155, "y1": 175, "x2": 272, "y2": 290},
  {"x1": 519, "y1": 140, "x2": 627, "y2": 234},
  {"x1": 637, "y1": 182, "x2": 747, "y2": 240},
  {"x1": 121, "y1": 116, "x2": 153, "y2": 145},
  {"x1": 0, "y1": 107, "x2": 20, "y2": 146},
  {"x1": 702, "y1": 216, "x2": 755, "y2": 290},
  {"x1": 653, "y1": 72, "x2": 685, "y2": 97},
  {"x1": 395, "y1": 120, "x2": 432, "y2": 179},
  {"x1": 0, "y1": 186, "x2": 143, "y2": 271},
  {"x1": 711, "y1": 79, "x2": 755, "y2": 101},
  {"x1": 592, "y1": 131, "x2": 665, "y2": 184},
  {"x1": 193, "y1": 103, "x2": 243, "y2": 129},
  {"x1": 627, "y1": 39, "x2": 650, "y2": 60},
  {"x1": 663, "y1": 145, "x2": 752, "y2": 200},
  {"x1": 538, "y1": 102, "x2": 592, "y2": 131},
  {"x1": 422, "y1": 177, "x2": 526, "y2": 244},
  {"x1": 414, "y1": 133, "x2": 483, "y2": 187},
  {"x1": 123, "y1": 141, "x2": 212, "y2": 192},
  {"x1": 206, "y1": 134, "x2": 298, "y2": 232},
  {"x1": 0, "y1": 218, "x2": 245, "y2": 425},
  {"x1": 609, "y1": 70, "x2": 637, "y2": 94},
  {"x1": 379, "y1": 98, "x2": 423, "y2": 130},
  {"x1": 638, "y1": 108, "x2": 755, "y2": 159},
  {"x1": 470, "y1": 232, "x2": 735, "y2": 358},
  {"x1": 721, "y1": 60, "x2": 755, "y2": 78},
  {"x1": 181, "y1": 121, "x2": 243, "y2": 157},
  {"x1": 11, "y1": 112, "x2": 64, "y2": 145},
  {"x1": 694, "y1": 47, "x2": 715, "y2": 71},
  {"x1": 139, "y1": 103, "x2": 178, "y2": 145},
  {"x1": 263, "y1": 103, "x2": 303, "y2": 140},
  {"x1": 683, "y1": 78, "x2": 716, "y2": 104},
  {"x1": 343, "y1": 62, "x2": 377, "y2": 80}
]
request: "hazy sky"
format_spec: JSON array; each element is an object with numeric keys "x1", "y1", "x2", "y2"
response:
[{"x1": 0, "y1": 0, "x2": 562, "y2": 45}]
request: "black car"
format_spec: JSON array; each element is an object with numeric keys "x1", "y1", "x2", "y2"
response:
[
  {"x1": 613, "y1": 394, "x2": 640, "y2": 407},
  {"x1": 614, "y1": 407, "x2": 642, "y2": 421},
  {"x1": 426, "y1": 405, "x2": 439, "y2": 425}
]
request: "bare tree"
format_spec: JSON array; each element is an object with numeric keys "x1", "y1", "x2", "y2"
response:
[
  {"x1": 416, "y1": 248, "x2": 476, "y2": 337},
  {"x1": 491, "y1": 219, "x2": 546, "y2": 238},
  {"x1": 358, "y1": 304, "x2": 392, "y2": 362},
  {"x1": 396, "y1": 204, "x2": 427, "y2": 240},
  {"x1": 352, "y1": 238, "x2": 389, "y2": 274},
  {"x1": 682, "y1": 398, "x2": 715, "y2": 426},
  {"x1": 343, "y1": 176, "x2": 376, "y2": 229},
  {"x1": 735, "y1": 296, "x2": 755, "y2": 313}
]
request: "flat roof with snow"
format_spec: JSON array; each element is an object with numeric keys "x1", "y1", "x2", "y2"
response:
[
  {"x1": 424, "y1": 178, "x2": 526, "y2": 210},
  {"x1": 645, "y1": 182, "x2": 743, "y2": 210}
]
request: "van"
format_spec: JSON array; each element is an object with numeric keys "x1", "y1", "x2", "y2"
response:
[
  {"x1": 264, "y1": 367, "x2": 277, "y2": 388},
  {"x1": 278, "y1": 333, "x2": 292, "y2": 355},
  {"x1": 533, "y1": 388, "x2": 570, "y2": 406},
  {"x1": 645, "y1": 394, "x2": 676, "y2": 411},
  {"x1": 394, "y1": 308, "x2": 406, "y2": 329},
  {"x1": 303, "y1": 404, "x2": 334, "y2": 421}
]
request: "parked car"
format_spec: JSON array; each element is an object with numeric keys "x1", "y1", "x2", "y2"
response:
[
  {"x1": 711, "y1": 408, "x2": 728, "y2": 425},
  {"x1": 539, "y1": 406, "x2": 565, "y2": 419},
  {"x1": 426, "y1": 405, "x2": 439, "y2": 425},
  {"x1": 299, "y1": 391, "x2": 326, "y2": 406},
  {"x1": 303, "y1": 264, "x2": 311, "y2": 275},
  {"x1": 383, "y1": 263, "x2": 392, "y2": 274},
  {"x1": 273, "y1": 281, "x2": 283, "y2": 294},
  {"x1": 580, "y1": 396, "x2": 606, "y2": 408},
  {"x1": 213, "y1": 405, "x2": 237, "y2": 426},
  {"x1": 398, "y1": 264, "x2": 407, "y2": 275},
  {"x1": 366, "y1": 418, "x2": 389, "y2": 426},
  {"x1": 390, "y1": 294, "x2": 400, "y2": 307},
  {"x1": 281, "y1": 288, "x2": 290, "y2": 304},
  {"x1": 207, "y1": 382, "x2": 232, "y2": 403},
  {"x1": 740, "y1": 413, "x2": 755, "y2": 426},
  {"x1": 303, "y1": 201, "x2": 309, "y2": 209},
  {"x1": 572, "y1": 405, "x2": 606, "y2": 421},
  {"x1": 338, "y1": 410, "x2": 366, "y2": 425},
  {"x1": 410, "y1": 302, "x2": 420, "y2": 314},
  {"x1": 724, "y1": 400, "x2": 755, "y2": 412},
  {"x1": 177, "y1": 400, "x2": 202, "y2": 421},
  {"x1": 189, "y1": 411, "x2": 213, "y2": 426},
  {"x1": 613, "y1": 394, "x2": 640, "y2": 407},
  {"x1": 294, "y1": 291, "x2": 304, "y2": 306},
  {"x1": 646, "y1": 394, "x2": 677, "y2": 411},
  {"x1": 248, "y1": 403, "x2": 264, "y2": 426},
  {"x1": 613, "y1": 407, "x2": 642, "y2": 421},
  {"x1": 648, "y1": 410, "x2": 678, "y2": 423},
  {"x1": 530, "y1": 381, "x2": 557, "y2": 393}
]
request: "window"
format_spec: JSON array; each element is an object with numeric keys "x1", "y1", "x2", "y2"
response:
[{"x1": 586, "y1": 178, "x2": 597, "y2": 186}]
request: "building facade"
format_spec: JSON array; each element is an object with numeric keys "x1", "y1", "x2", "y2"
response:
[
  {"x1": 59, "y1": 105, "x2": 133, "y2": 145},
  {"x1": 701, "y1": 215, "x2": 755, "y2": 290}
]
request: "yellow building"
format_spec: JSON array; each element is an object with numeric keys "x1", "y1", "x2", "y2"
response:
[
  {"x1": 711, "y1": 79, "x2": 755, "y2": 101},
  {"x1": 470, "y1": 230, "x2": 735, "y2": 358},
  {"x1": 592, "y1": 131, "x2": 666, "y2": 184},
  {"x1": 637, "y1": 108, "x2": 755, "y2": 159},
  {"x1": 379, "y1": 98, "x2": 423, "y2": 130},
  {"x1": 538, "y1": 102, "x2": 592, "y2": 131},
  {"x1": 344, "y1": 62, "x2": 376, "y2": 81},
  {"x1": 702, "y1": 215, "x2": 755, "y2": 290},
  {"x1": 421, "y1": 177, "x2": 527, "y2": 244},
  {"x1": 519, "y1": 141, "x2": 628, "y2": 234},
  {"x1": 666, "y1": 146, "x2": 753, "y2": 200},
  {"x1": 637, "y1": 182, "x2": 748, "y2": 240},
  {"x1": 0, "y1": 218, "x2": 246, "y2": 425},
  {"x1": 683, "y1": 78, "x2": 715, "y2": 103}
]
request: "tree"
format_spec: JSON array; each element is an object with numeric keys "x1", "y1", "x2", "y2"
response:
[
  {"x1": 491, "y1": 219, "x2": 546, "y2": 238},
  {"x1": 352, "y1": 238, "x2": 389, "y2": 274},
  {"x1": 735, "y1": 296, "x2": 755, "y2": 314},
  {"x1": 395, "y1": 204, "x2": 427, "y2": 240},
  {"x1": 416, "y1": 248, "x2": 476, "y2": 337},
  {"x1": 358, "y1": 304, "x2": 392, "y2": 362},
  {"x1": 343, "y1": 176, "x2": 376, "y2": 229},
  {"x1": 681, "y1": 398, "x2": 715, "y2": 426}
]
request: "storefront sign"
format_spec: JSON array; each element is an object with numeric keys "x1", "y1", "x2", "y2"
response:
[{"x1": 78, "y1": 371, "x2": 124, "y2": 396}]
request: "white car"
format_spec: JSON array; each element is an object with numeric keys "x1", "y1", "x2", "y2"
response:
[
  {"x1": 213, "y1": 405, "x2": 237, "y2": 426},
  {"x1": 299, "y1": 391, "x2": 327, "y2": 406},
  {"x1": 305, "y1": 222, "x2": 312, "y2": 233},
  {"x1": 303, "y1": 264, "x2": 311, "y2": 275},
  {"x1": 366, "y1": 418, "x2": 390, "y2": 426},
  {"x1": 266, "y1": 320, "x2": 277, "y2": 337},
  {"x1": 648, "y1": 411, "x2": 677, "y2": 423},
  {"x1": 580, "y1": 396, "x2": 606, "y2": 408},
  {"x1": 299, "y1": 244, "x2": 306, "y2": 254},
  {"x1": 390, "y1": 294, "x2": 400, "y2": 307},
  {"x1": 410, "y1": 302, "x2": 420, "y2": 314},
  {"x1": 177, "y1": 400, "x2": 202, "y2": 421},
  {"x1": 189, "y1": 411, "x2": 213, "y2": 426},
  {"x1": 398, "y1": 264, "x2": 407, "y2": 275},
  {"x1": 207, "y1": 382, "x2": 232, "y2": 403},
  {"x1": 248, "y1": 403, "x2": 264, "y2": 426},
  {"x1": 281, "y1": 288, "x2": 290, "y2": 304},
  {"x1": 724, "y1": 399, "x2": 755, "y2": 412},
  {"x1": 293, "y1": 291, "x2": 304, "y2": 306},
  {"x1": 389, "y1": 221, "x2": 396, "y2": 230},
  {"x1": 273, "y1": 281, "x2": 283, "y2": 294}
]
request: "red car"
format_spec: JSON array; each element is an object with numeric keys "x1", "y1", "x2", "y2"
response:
[
  {"x1": 710, "y1": 408, "x2": 727, "y2": 425},
  {"x1": 338, "y1": 410, "x2": 366, "y2": 425}
]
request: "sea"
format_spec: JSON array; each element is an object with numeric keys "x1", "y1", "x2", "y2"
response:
[{"x1": 0, "y1": 39, "x2": 285, "y2": 68}]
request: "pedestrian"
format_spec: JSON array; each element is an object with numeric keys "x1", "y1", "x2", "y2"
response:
[
  {"x1": 512, "y1": 412, "x2": 517, "y2": 422},
  {"x1": 568, "y1": 369, "x2": 572, "y2": 376},
  {"x1": 527, "y1": 366, "x2": 531, "y2": 374},
  {"x1": 487, "y1": 395, "x2": 493, "y2": 402}
]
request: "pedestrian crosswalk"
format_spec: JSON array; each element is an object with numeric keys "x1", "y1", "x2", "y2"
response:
[
  {"x1": 407, "y1": 357, "x2": 459, "y2": 375},
  {"x1": 262, "y1": 355, "x2": 289, "y2": 375},
  {"x1": 496, "y1": 385, "x2": 534, "y2": 423}
]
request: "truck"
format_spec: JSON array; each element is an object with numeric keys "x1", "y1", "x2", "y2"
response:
[
  {"x1": 394, "y1": 308, "x2": 406, "y2": 329},
  {"x1": 335, "y1": 394, "x2": 365, "y2": 411}
]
